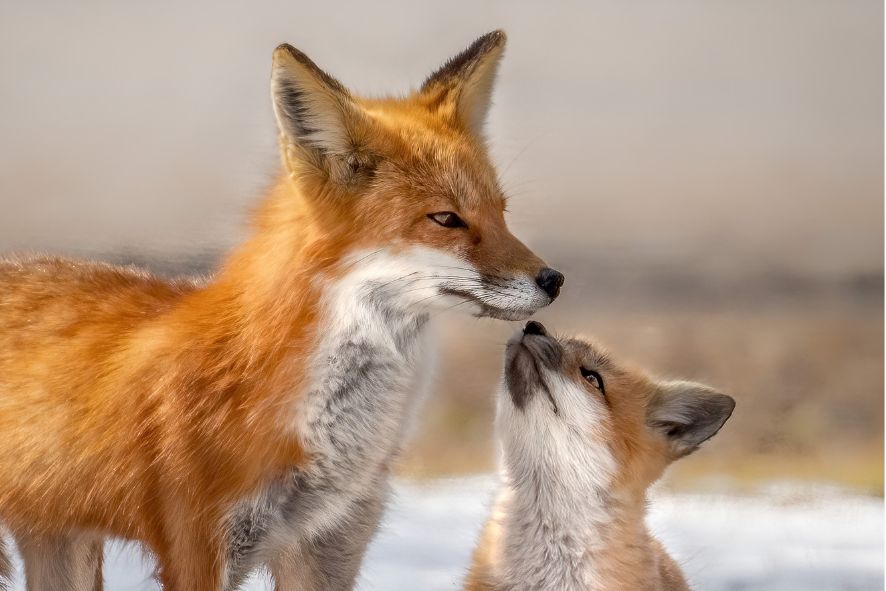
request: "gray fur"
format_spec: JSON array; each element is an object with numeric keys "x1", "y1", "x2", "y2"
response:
[
  {"x1": 0, "y1": 535, "x2": 11, "y2": 591},
  {"x1": 15, "y1": 534, "x2": 103, "y2": 591},
  {"x1": 648, "y1": 381, "x2": 736, "y2": 457},
  {"x1": 421, "y1": 30, "x2": 505, "y2": 92},
  {"x1": 224, "y1": 273, "x2": 432, "y2": 589},
  {"x1": 269, "y1": 483, "x2": 388, "y2": 591}
]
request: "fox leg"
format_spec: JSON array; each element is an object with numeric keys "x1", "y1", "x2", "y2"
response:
[
  {"x1": 154, "y1": 526, "x2": 226, "y2": 591},
  {"x1": 270, "y1": 490, "x2": 386, "y2": 591},
  {"x1": 15, "y1": 533, "x2": 103, "y2": 591}
]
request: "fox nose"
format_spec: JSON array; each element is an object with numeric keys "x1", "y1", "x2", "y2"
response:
[
  {"x1": 535, "y1": 268, "x2": 565, "y2": 300},
  {"x1": 523, "y1": 320, "x2": 548, "y2": 336}
]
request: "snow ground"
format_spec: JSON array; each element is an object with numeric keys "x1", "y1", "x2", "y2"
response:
[{"x1": 6, "y1": 477, "x2": 883, "y2": 590}]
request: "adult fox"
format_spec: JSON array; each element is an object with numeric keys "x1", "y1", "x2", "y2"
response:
[{"x1": 0, "y1": 31, "x2": 563, "y2": 590}]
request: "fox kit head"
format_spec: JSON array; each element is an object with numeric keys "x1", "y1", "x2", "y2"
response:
[
  {"x1": 498, "y1": 321, "x2": 735, "y2": 496},
  {"x1": 265, "y1": 31, "x2": 563, "y2": 320}
]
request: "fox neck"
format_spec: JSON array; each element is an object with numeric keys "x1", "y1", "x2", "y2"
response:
[
  {"x1": 162, "y1": 176, "x2": 436, "y2": 483},
  {"x1": 496, "y1": 462, "x2": 654, "y2": 590},
  {"x1": 193, "y1": 174, "x2": 413, "y2": 353}
]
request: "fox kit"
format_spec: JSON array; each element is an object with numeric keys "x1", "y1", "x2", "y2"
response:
[
  {"x1": 467, "y1": 322, "x2": 734, "y2": 591},
  {"x1": 0, "y1": 31, "x2": 563, "y2": 591}
]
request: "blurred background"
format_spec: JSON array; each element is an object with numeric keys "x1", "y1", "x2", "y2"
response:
[{"x1": 0, "y1": 1, "x2": 882, "y2": 589}]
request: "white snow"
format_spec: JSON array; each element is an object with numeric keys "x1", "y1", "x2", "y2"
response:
[{"x1": 5, "y1": 477, "x2": 883, "y2": 590}]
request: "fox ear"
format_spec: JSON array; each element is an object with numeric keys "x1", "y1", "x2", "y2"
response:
[
  {"x1": 648, "y1": 381, "x2": 735, "y2": 459},
  {"x1": 420, "y1": 30, "x2": 507, "y2": 138},
  {"x1": 271, "y1": 44, "x2": 373, "y2": 181}
]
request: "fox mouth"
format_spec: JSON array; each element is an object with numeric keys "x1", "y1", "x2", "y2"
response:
[
  {"x1": 475, "y1": 301, "x2": 537, "y2": 321},
  {"x1": 440, "y1": 285, "x2": 543, "y2": 321},
  {"x1": 505, "y1": 321, "x2": 562, "y2": 412}
]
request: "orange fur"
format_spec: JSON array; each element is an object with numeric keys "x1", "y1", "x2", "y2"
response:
[{"x1": 0, "y1": 31, "x2": 552, "y2": 590}]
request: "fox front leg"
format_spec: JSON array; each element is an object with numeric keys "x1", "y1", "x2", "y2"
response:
[
  {"x1": 270, "y1": 491, "x2": 386, "y2": 591},
  {"x1": 15, "y1": 533, "x2": 103, "y2": 591}
]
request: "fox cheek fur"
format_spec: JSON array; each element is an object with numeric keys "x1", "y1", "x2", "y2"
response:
[{"x1": 0, "y1": 31, "x2": 561, "y2": 590}]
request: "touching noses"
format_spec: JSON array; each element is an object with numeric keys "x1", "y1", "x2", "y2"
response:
[
  {"x1": 535, "y1": 268, "x2": 565, "y2": 300},
  {"x1": 523, "y1": 320, "x2": 548, "y2": 336}
]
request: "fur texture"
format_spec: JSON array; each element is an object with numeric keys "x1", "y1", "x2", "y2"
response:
[
  {"x1": 0, "y1": 31, "x2": 560, "y2": 590},
  {"x1": 16, "y1": 534, "x2": 103, "y2": 591},
  {"x1": 467, "y1": 324, "x2": 735, "y2": 591},
  {"x1": 0, "y1": 534, "x2": 12, "y2": 590}
]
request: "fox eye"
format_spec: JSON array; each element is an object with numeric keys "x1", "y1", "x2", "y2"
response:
[
  {"x1": 580, "y1": 367, "x2": 605, "y2": 395},
  {"x1": 428, "y1": 212, "x2": 468, "y2": 229}
]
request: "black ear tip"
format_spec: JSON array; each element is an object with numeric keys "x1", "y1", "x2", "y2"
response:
[
  {"x1": 272, "y1": 43, "x2": 323, "y2": 73},
  {"x1": 271, "y1": 44, "x2": 347, "y2": 96},
  {"x1": 484, "y1": 29, "x2": 508, "y2": 46},
  {"x1": 720, "y1": 394, "x2": 737, "y2": 419},
  {"x1": 274, "y1": 43, "x2": 310, "y2": 65},
  {"x1": 421, "y1": 30, "x2": 509, "y2": 93},
  {"x1": 273, "y1": 43, "x2": 304, "y2": 69},
  {"x1": 273, "y1": 43, "x2": 297, "y2": 59},
  {"x1": 472, "y1": 30, "x2": 507, "y2": 54},
  {"x1": 702, "y1": 393, "x2": 735, "y2": 438}
]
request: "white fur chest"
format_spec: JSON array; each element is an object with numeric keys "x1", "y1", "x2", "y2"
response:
[
  {"x1": 492, "y1": 487, "x2": 610, "y2": 591},
  {"x1": 291, "y1": 280, "x2": 434, "y2": 525},
  {"x1": 224, "y1": 248, "x2": 463, "y2": 583},
  {"x1": 225, "y1": 302, "x2": 433, "y2": 587}
]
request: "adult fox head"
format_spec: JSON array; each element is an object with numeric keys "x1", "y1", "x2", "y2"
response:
[{"x1": 264, "y1": 31, "x2": 563, "y2": 320}]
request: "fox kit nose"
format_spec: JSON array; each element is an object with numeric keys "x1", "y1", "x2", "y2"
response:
[
  {"x1": 523, "y1": 320, "x2": 548, "y2": 336},
  {"x1": 535, "y1": 268, "x2": 565, "y2": 300}
]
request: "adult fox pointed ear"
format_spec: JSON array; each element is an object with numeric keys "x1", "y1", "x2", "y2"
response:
[
  {"x1": 271, "y1": 44, "x2": 375, "y2": 183},
  {"x1": 648, "y1": 381, "x2": 736, "y2": 459},
  {"x1": 420, "y1": 30, "x2": 507, "y2": 139}
]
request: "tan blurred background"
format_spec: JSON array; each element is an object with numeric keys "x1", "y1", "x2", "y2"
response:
[{"x1": 0, "y1": 1, "x2": 882, "y2": 493}]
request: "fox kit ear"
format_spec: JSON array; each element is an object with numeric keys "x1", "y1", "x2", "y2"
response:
[
  {"x1": 271, "y1": 44, "x2": 373, "y2": 182},
  {"x1": 420, "y1": 30, "x2": 507, "y2": 138},
  {"x1": 648, "y1": 381, "x2": 735, "y2": 459}
]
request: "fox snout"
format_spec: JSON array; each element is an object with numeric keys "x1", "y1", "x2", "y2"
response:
[
  {"x1": 498, "y1": 233, "x2": 564, "y2": 303},
  {"x1": 523, "y1": 320, "x2": 549, "y2": 337},
  {"x1": 471, "y1": 228, "x2": 565, "y2": 316},
  {"x1": 504, "y1": 321, "x2": 562, "y2": 410},
  {"x1": 535, "y1": 268, "x2": 564, "y2": 300}
]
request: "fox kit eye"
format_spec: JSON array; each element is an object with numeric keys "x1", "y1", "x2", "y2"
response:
[
  {"x1": 580, "y1": 367, "x2": 605, "y2": 395},
  {"x1": 428, "y1": 212, "x2": 468, "y2": 229}
]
